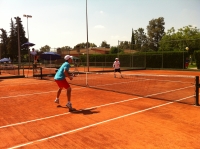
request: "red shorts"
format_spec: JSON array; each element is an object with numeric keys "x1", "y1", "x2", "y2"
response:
[{"x1": 55, "y1": 79, "x2": 70, "y2": 89}]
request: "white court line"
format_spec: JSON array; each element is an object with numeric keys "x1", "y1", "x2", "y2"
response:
[
  {"x1": 0, "y1": 91, "x2": 56, "y2": 99},
  {"x1": 8, "y1": 95, "x2": 194, "y2": 149},
  {"x1": 93, "y1": 72, "x2": 195, "y2": 78},
  {"x1": 90, "y1": 80, "x2": 193, "y2": 88},
  {"x1": 0, "y1": 81, "x2": 54, "y2": 87},
  {"x1": 0, "y1": 96, "x2": 142, "y2": 129},
  {"x1": 0, "y1": 87, "x2": 86, "y2": 99},
  {"x1": 0, "y1": 86, "x2": 194, "y2": 129}
]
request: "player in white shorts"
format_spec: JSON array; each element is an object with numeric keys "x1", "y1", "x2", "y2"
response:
[{"x1": 113, "y1": 58, "x2": 123, "y2": 78}]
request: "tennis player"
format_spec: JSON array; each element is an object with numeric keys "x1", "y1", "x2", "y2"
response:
[
  {"x1": 113, "y1": 58, "x2": 123, "y2": 78},
  {"x1": 54, "y1": 55, "x2": 73, "y2": 110},
  {"x1": 30, "y1": 48, "x2": 37, "y2": 62}
]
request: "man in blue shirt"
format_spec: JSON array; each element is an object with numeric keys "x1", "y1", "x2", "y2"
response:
[{"x1": 54, "y1": 55, "x2": 73, "y2": 110}]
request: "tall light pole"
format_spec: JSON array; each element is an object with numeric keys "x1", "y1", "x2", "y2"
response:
[
  {"x1": 23, "y1": 14, "x2": 32, "y2": 64},
  {"x1": 118, "y1": 40, "x2": 119, "y2": 58},
  {"x1": 86, "y1": 0, "x2": 89, "y2": 72},
  {"x1": 23, "y1": 14, "x2": 32, "y2": 41}
]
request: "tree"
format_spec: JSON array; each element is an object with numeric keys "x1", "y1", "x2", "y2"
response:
[
  {"x1": 131, "y1": 28, "x2": 135, "y2": 50},
  {"x1": 134, "y1": 28, "x2": 148, "y2": 51},
  {"x1": 160, "y1": 25, "x2": 200, "y2": 52},
  {"x1": 159, "y1": 25, "x2": 200, "y2": 64},
  {"x1": 147, "y1": 17, "x2": 165, "y2": 51},
  {"x1": 0, "y1": 28, "x2": 9, "y2": 57},
  {"x1": 57, "y1": 46, "x2": 72, "y2": 54},
  {"x1": 18, "y1": 17, "x2": 28, "y2": 57},
  {"x1": 7, "y1": 18, "x2": 17, "y2": 60},
  {"x1": 178, "y1": 25, "x2": 200, "y2": 51},
  {"x1": 110, "y1": 46, "x2": 123, "y2": 54},
  {"x1": 6, "y1": 18, "x2": 27, "y2": 61},
  {"x1": 100, "y1": 41, "x2": 110, "y2": 48},
  {"x1": 40, "y1": 45, "x2": 51, "y2": 52},
  {"x1": 118, "y1": 41, "x2": 130, "y2": 50},
  {"x1": 74, "y1": 42, "x2": 97, "y2": 50},
  {"x1": 89, "y1": 42, "x2": 97, "y2": 48},
  {"x1": 159, "y1": 27, "x2": 176, "y2": 51}
]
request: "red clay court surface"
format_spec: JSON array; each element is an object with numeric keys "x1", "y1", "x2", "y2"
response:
[{"x1": 0, "y1": 69, "x2": 200, "y2": 149}]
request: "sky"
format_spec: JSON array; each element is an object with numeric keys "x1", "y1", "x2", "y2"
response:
[{"x1": 0, "y1": 0, "x2": 200, "y2": 51}]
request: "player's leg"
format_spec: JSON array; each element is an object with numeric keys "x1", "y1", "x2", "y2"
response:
[
  {"x1": 118, "y1": 69, "x2": 123, "y2": 78},
  {"x1": 57, "y1": 88, "x2": 62, "y2": 99},
  {"x1": 66, "y1": 88, "x2": 73, "y2": 110},
  {"x1": 67, "y1": 87, "x2": 71, "y2": 102},
  {"x1": 55, "y1": 88, "x2": 62, "y2": 104},
  {"x1": 54, "y1": 80, "x2": 63, "y2": 104},
  {"x1": 116, "y1": 69, "x2": 122, "y2": 78},
  {"x1": 114, "y1": 69, "x2": 116, "y2": 78},
  {"x1": 62, "y1": 79, "x2": 73, "y2": 110}
]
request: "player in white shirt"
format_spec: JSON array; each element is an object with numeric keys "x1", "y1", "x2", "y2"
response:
[{"x1": 113, "y1": 58, "x2": 123, "y2": 78}]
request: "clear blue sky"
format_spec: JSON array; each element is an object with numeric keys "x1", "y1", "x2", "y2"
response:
[{"x1": 0, "y1": 0, "x2": 199, "y2": 51}]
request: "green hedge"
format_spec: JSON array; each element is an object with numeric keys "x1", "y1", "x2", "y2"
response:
[
  {"x1": 146, "y1": 52, "x2": 189, "y2": 69},
  {"x1": 79, "y1": 51, "x2": 192, "y2": 69}
]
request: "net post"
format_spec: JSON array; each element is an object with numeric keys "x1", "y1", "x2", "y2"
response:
[
  {"x1": 32, "y1": 64, "x2": 34, "y2": 76},
  {"x1": 86, "y1": 72, "x2": 88, "y2": 86},
  {"x1": 195, "y1": 76, "x2": 199, "y2": 106},
  {"x1": 18, "y1": 65, "x2": 20, "y2": 75}
]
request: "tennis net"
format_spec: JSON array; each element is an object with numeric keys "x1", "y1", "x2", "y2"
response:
[
  {"x1": 37, "y1": 68, "x2": 199, "y2": 105},
  {"x1": 68, "y1": 72, "x2": 198, "y2": 105},
  {"x1": 33, "y1": 67, "x2": 57, "y2": 79},
  {"x1": 0, "y1": 64, "x2": 24, "y2": 76}
]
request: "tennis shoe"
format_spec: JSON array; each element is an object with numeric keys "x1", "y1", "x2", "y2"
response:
[
  {"x1": 66, "y1": 102, "x2": 73, "y2": 110},
  {"x1": 54, "y1": 98, "x2": 59, "y2": 104}
]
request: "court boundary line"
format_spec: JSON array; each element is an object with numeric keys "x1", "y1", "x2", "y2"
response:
[
  {"x1": 92, "y1": 72, "x2": 196, "y2": 78},
  {"x1": 8, "y1": 95, "x2": 194, "y2": 149},
  {"x1": 0, "y1": 87, "x2": 86, "y2": 99},
  {"x1": 0, "y1": 96, "x2": 142, "y2": 129},
  {"x1": 0, "y1": 81, "x2": 54, "y2": 87}
]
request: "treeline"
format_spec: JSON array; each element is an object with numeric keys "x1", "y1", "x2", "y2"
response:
[
  {"x1": 1, "y1": 16, "x2": 200, "y2": 62},
  {"x1": 0, "y1": 17, "x2": 28, "y2": 61}
]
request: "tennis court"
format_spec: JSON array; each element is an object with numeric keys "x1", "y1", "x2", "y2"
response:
[{"x1": 0, "y1": 70, "x2": 200, "y2": 149}]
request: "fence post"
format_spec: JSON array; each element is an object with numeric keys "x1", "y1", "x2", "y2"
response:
[
  {"x1": 195, "y1": 76, "x2": 199, "y2": 106},
  {"x1": 22, "y1": 64, "x2": 24, "y2": 76},
  {"x1": 40, "y1": 67, "x2": 42, "y2": 79}
]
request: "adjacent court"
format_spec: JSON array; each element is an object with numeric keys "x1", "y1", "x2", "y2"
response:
[{"x1": 0, "y1": 70, "x2": 200, "y2": 149}]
